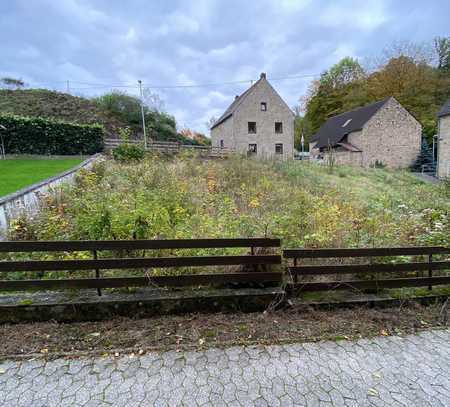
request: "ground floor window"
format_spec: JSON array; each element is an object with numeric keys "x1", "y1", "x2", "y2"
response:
[
  {"x1": 220, "y1": 139, "x2": 224, "y2": 148},
  {"x1": 248, "y1": 143, "x2": 257, "y2": 156},
  {"x1": 275, "y1": 143, "x2": 283, "y2": 154}
]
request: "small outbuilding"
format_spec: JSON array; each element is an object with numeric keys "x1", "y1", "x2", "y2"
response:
[{"x1": 309, "y1": 97, "x2": 422, "y2": 169}]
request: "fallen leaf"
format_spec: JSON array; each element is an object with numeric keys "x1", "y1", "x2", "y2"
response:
[
  {"x1": 0, "y1": 369, "x2": 5, "y2": 374},
  {"x1": 198, "y1": 338, "x2": 205, "y2": 345},
  {"x1": 40, "y1": 348, "x2": 49, "y2": 354},
  {"x1": 380, "y1": 329, "x2": 389, "y2": 336},
  {"x1": 368, "y1": 388, "x2": 379, "y2": 396},
  {"x1": 89, "y1": 332, "x2": 101, "y2": 337}
]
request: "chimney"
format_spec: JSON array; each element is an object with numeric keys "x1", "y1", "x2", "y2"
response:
[
  {"x1": 235, "y1": 95, "x2": 239, "y2": 100},
  {"x1": 260, "y1": 72, "x2": 266, "y2": 79}
]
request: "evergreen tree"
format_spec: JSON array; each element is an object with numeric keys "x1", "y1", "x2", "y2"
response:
[{"x1": 411, "y1": 139, "x2": 436, "y2": 173}]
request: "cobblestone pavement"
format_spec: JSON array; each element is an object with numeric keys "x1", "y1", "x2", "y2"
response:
[{"x1": 0, "y1": 329, "x2": 449, "y2": 406}]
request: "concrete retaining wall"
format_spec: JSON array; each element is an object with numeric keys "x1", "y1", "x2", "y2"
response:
[{"x1": 0, "y1": 154, "x2": 102, "y2": 237}]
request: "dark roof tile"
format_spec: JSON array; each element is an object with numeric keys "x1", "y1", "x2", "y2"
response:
[
  {"x1": 312, "y1": 97, "x2": 390, "y2": 149},
  {"x1": 438, "y1": 98, "x2": 450, "y2": 118},
  {"x1": 210, "y1": 79, "x2": 261, "y2": 130}
]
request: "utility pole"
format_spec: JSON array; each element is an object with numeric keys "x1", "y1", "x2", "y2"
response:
[{"x1": 138, "y1": 80, "x2": 148, "y2": 149}]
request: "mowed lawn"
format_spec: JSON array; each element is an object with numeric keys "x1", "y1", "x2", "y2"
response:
[{"x1": 0, "y1": 158, "x2": 83, "y2": 197}]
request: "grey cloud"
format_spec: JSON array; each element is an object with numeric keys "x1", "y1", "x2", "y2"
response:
[{"x1": 1, "y1": 0, "x2": 449, "y2": 133}]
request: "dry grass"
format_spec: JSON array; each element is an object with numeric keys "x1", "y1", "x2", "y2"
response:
[{"x1": 0, "y1": 302, "x2": 447, "y2": 359}]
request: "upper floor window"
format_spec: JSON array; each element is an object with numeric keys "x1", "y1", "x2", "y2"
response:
[
  {"x1": 275, "y1": 143, "x2": 283, "y2": 154},
  {"x1": 260, "y1": 102, "x2": 267, "y2": 111},
  {"x1": 248, "y1": 122, "x2": 256, "y2": 134},
  {"x1": 275, "y1": 122, "x2": 283, "y2": 133}
]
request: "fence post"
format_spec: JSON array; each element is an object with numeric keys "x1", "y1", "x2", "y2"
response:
[
  {"x1": 293, "y1": 257, "x2": 298, "y2": 283},
  {"x1": 428, "y1": 253, "x2": 433, "y2": 291},
  {"x1": 93, "y1": 249, "x2": 102, "y2": 296}
]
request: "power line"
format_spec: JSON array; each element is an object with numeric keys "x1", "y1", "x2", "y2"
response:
[{"x1": 36, "y1": 73, "x2": 321, "y2": 91}]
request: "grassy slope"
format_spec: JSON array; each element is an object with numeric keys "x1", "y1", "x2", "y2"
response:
[
  {"x1": 280, "y1": 161, "x2": 449, "y2": 211},
  {"x1": 0, "y1": 89, "x2": 123, "y2": 136},
  {"x1": 0, "y1": 159, "x2": 83, "y2": 197}
]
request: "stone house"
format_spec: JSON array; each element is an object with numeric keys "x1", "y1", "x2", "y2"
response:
[
  {"x1": 437, "y1": 98, "x2": 450, "y2": 178},
  {"x1": 309, "y1": 97, "x2": 422, "y2": 168},
  {"x1": 210, "y1": 73, "x2": 294, "y2": 160}
]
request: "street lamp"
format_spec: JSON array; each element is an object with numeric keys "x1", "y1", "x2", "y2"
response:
[{"x1": 301, "y1": 132, "x2": 305, "y2": 160}]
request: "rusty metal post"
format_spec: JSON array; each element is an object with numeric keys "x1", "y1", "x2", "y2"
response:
[{"x1": 428, "y1": 253, "x2": 433, "y2": 291}]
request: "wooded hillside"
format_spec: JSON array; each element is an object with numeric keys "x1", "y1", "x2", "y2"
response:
[
  {"x1": 0, "y1": 87, "x2": 208, "y2": 144},
  {"x1": 297, "y1": 38, "x2": 450, "y2": 148}
]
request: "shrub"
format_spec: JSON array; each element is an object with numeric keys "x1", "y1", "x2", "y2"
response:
[
  {"x1": 112, "y1": 143, "x2": 145, "y2": 162},
  {"x1": 0, "y1": 114, "x2": 104, "y2": 155}
]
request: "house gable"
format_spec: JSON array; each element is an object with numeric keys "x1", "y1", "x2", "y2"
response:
[
  {"x1": 210, "y1": 73, "x2": 294, "y2": 159},
  {"x1": 350, "y1": 97, "x2": 422, "y2": 168},
  {"x1": 311, "y1": 97, "x2": 422, "y2": 169},
  {"x1": 311, "y1": 98, "x2": 390, "y2": 149}
]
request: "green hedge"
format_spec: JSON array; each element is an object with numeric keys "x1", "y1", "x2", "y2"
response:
[{"x1": 0, "y1": 114, "x2": 104, "y2": 155}]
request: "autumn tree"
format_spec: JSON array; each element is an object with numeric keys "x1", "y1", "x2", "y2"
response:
[
  {"x1": 301, "y1": 39, "x2": 450, "y2": 145},
  {"x1": 434, "y1": 37, "x2": 450, "y2": 73},
  {"x1": 303, "y1": 57, "x2": 368, "y2": 135}
]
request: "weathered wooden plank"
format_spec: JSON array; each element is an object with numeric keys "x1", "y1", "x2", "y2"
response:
[
  {"x1": 0, "y1": 272, "x2": 283, "y2": 291},
  {"x1": 289, "y1": 276, "x2": 450, "y2": 292},
  {"x1": 0, "y1": 255, "x2": 281, "y2": 272},
  {"x1": 0, "y1": 238, "x2": 281, "y2": 253},
  {"x1": 283, "y1": 247, "x2": 450, "y2": 258},
  {"x1": 288, "y1": 261, "x2": 450, "y2": 275}
]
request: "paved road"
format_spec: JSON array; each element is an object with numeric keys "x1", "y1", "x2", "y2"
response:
[{"x1": 0, "y1": 330, "x2": 449, "y2": 406}]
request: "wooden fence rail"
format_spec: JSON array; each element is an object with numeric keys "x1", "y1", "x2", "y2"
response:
[
  {"x1": 284, "y1": 246, "x2": 450, "y2": 293},
  {"x1": 0, "y1": 238, "x2": 282, "y2": 295},
  {"x1": 104, "y1": 139, "x2": 234, "y2": 158},
  {"x1": 1, "y1": 241, "x2": 450, "y2": 299}
]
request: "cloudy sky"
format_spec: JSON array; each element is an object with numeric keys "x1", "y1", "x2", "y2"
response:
[{"x1": 1, "y1": 0, "x2": 449, "y2": 133}]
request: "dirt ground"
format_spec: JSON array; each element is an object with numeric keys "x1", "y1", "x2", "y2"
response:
[{"x1": 0, "y1": 300, "x2": 448, "y2": 359}]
